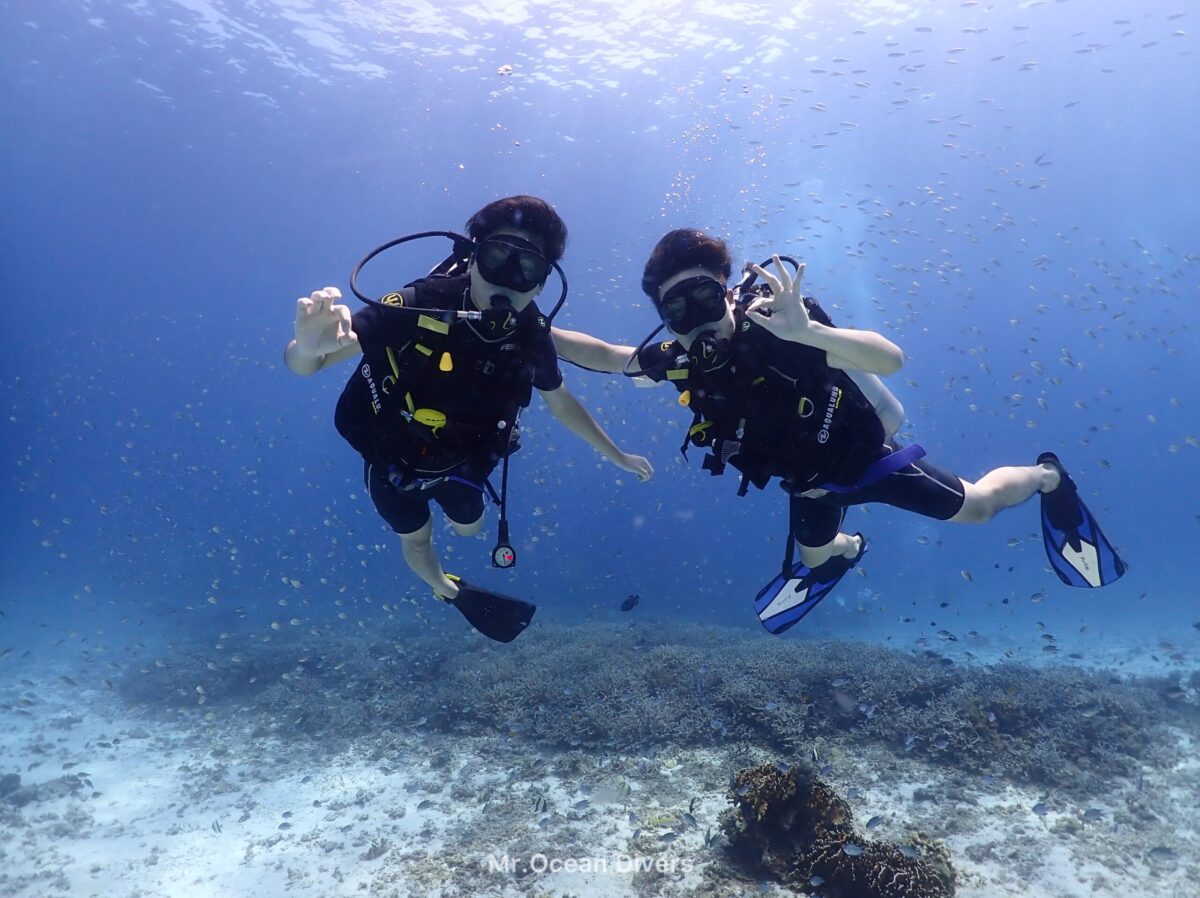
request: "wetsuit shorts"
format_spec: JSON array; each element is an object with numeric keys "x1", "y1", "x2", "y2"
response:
[
  {"x1": 790, "y1": 450, "x2": 966, "y2": 548},
  {"x1": 365, "y1": 462, "x2": 487, "y2": 535}
]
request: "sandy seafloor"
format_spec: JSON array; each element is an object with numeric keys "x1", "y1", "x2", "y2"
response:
[{"x1": 2, "y1": 629, "x2": 1198, "y2": 898}]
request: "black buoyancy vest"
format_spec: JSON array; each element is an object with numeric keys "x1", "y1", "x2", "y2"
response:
[
  {"x1": 334, "y1": 276, "x2": 540, "y2": 475},
  {"x1": 673, "y1": 317, "x2": 885, "y2": 492}
]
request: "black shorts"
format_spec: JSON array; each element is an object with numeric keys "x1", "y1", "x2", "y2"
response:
[
  {"x1": 365, "y1": 462, "x2": 488, "y2": 535},
  {"x1": 790, "y1": 451, "x2": 966, "y2": 548}
]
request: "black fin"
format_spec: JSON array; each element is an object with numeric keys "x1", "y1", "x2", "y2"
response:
[{"x1": 451, "y1": 581, "x2": 536, "y2": 643}]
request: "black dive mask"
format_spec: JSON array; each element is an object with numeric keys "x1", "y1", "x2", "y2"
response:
[
  {"x1": 687, "y1": 331, "x2": 732, "y2": 373},
  {"x1": 474, "y1": 235, "x2": 551, "y2": 294},
  {"x1": 657, "y1": 275, "x2": 727, "y2": 335}
]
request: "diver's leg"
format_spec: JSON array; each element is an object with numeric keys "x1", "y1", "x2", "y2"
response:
[
  {"x1": 449, "y1": 510, "x2": 485, "y2": 537},
  {"x1": 790, "y1": 493, "x2": 858, "y2": 568},
  {"x1": 435, "y1": 478, "x2": 488, "y2": 537},
  {"x1": 951, "y1": 463, "x2": 1058, "y2": 524},
  {"x1": 366, "y1": 463, "x2": 459, "y2": 599},
  {"x1": 398, "y1": 519, "x2": 459, "y2": 599},
  {"x1": 798, "y1": 532, "x2": 864, "y2": 568}
]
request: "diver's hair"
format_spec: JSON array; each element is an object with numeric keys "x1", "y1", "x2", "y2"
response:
[
  {"x1": 465, "y1": 195, "x2": 568, "y2": 263},
  {"x1": 641, "y1": 229, "x2": 733, "y2": 300}
]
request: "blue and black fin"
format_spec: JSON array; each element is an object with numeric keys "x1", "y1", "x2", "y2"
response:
[
  {"x1": 1038, "y1": 452, "x2": 1126, "y2": 588},
  {"x1": 754, "y1": 534, "x2": 867, "y2": 634}
]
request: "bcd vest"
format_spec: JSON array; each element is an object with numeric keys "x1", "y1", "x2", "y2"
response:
[
  {"x1": 334, "y1": 276, "x2": 543, "y2": 476},
  {"x1": 667, "y1": 316, "x2": 886, "y2": 493}
]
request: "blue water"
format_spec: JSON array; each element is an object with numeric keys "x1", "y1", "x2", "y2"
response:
[{"x1": 2, "y1": 1, "x2": 1197, "y2": 661}]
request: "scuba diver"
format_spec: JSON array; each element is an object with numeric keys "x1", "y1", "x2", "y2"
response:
[
  {"x1": 285, "y1": 196, "x2": 652, "y2": 642},
  {"x1": 553, "y1": 228, "x2": 1124, "y2": 633}
]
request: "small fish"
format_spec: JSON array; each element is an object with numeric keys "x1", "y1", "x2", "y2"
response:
[
  {"x1": 1081, "y1": 808, "x2": 1103, "y2": 823},
  {"x1": 1032, "y1": 802, "x2": 1050, "y2": 816},
  {"x1": 619, "y1": 594, "x2": 639, "y2": 612},
  {"x1": 866, "y1": 815, "x2": 884, "y2": 829},
  {"x1": 680, "y1": 812, "x2": 697, "y2": 829},
  {"x1": 531, "y1": 793, "x2": 548, "y2": 814},
  {"x1": 416, "y1": 799, "x2": 434, "y2": 811},
  {"x1": 211, "y1": 820, "x2": 222, "y2": 834},
  {"x1": 735, "y1": 784, "x2": 751, "y2": 797},
  {"x1": 809, "y1": 875, "x2": 826, "y2": 886},
  {"x1": 898, "y1": 845, "x2": 920, "y2": 859},
  {"x1": 842, "y1": 842, "x2": 864, "y2": 857},
  {"x1": 659, "y1": 831, "x2": 677, "y2": 843},
  {"x1": 572, "y1": 799, "x2": 590, "y2": 812}
]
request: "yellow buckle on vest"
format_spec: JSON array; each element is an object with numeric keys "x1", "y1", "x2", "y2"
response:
[
  {"x1": 417, "y1": 314, "x2": 450, "y2": 334},
  {"x1": 679, "y1": 389, "x2": 691, "y2": 407},
  {"x1": 439, "y1": 351, "x2": 453, "y2": 372},
  {"x1": 414, "y1": 408, "x2": 447, "y2": 434}
]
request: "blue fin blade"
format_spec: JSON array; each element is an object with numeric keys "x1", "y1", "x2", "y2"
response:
[
  {"x1": 1041, "y1": 497, "x2": 1126, "y2": 587},
  {"x1": 754, "y1": 538, "x2": 865, "y2": 634}
]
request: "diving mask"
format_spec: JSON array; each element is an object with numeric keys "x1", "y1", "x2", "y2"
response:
[
  {"x1": 474, "y1": 235, "x2": 551, "y2": 294},
  {"x1": 657, "y1": 275, "x2": 728, "y2": 335}
]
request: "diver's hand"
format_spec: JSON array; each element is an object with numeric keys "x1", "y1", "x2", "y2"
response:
[
  {"x1": 615, "y1": 452, "x2": 653, "y2": 482},
  {"x1": 294, "y1": 287, "x2": 356, "y2": 357},
  {"x1": 744, "y1": 256, "x2": 813, "y2": 343}
]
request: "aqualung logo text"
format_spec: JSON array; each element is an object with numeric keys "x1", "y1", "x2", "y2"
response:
[
  {"x1": 362, "y1": 363, "x2": 382, "y2": 414},
  {"x1": 817, "y1": 386, "x2": 841, "y2": 443}
]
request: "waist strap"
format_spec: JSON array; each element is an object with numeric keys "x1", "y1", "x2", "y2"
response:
[{"x1": 819, "y1": 443, "x2": 926, "y2": 494}]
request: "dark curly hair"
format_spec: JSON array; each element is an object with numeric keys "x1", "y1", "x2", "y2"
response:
[
  {"x1": 641, "y1": 229, "x2": 733, "y2": 300},
  {"x1": 465, "y1": 195, "x2": 568, "y2": 263}
]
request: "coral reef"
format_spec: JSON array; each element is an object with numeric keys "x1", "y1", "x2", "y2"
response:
[
  {"x1": 722, "y1": 761, "x2": 955, "y2": 898},
  {"x1": 117, "y1": 622, "x2": 1190, "y2": 793}
]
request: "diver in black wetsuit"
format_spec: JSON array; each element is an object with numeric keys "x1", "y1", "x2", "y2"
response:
[
  {"x1": 554, "y1": 229, "x2": 1118, "y2": 627},
  {"x1": 285, "y1": 196, "x2": 652, "y2": 612}
]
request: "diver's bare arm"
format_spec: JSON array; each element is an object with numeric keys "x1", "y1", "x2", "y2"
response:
[
  {"x1": 539, "y1": 382, "x2": 653, "y2": 480},
  {"x1": 550, "y1": 327, "x2": 636, "y2": 374},
  {"x1": 809, "y1": 325, "x2": 903, "y2": 376},
  {"x1": 745, "y1": 259, "x2": 901, "y2": 375},
  {"x1": 285, "y1": 339, "x2": 361, "y2": 375}
]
